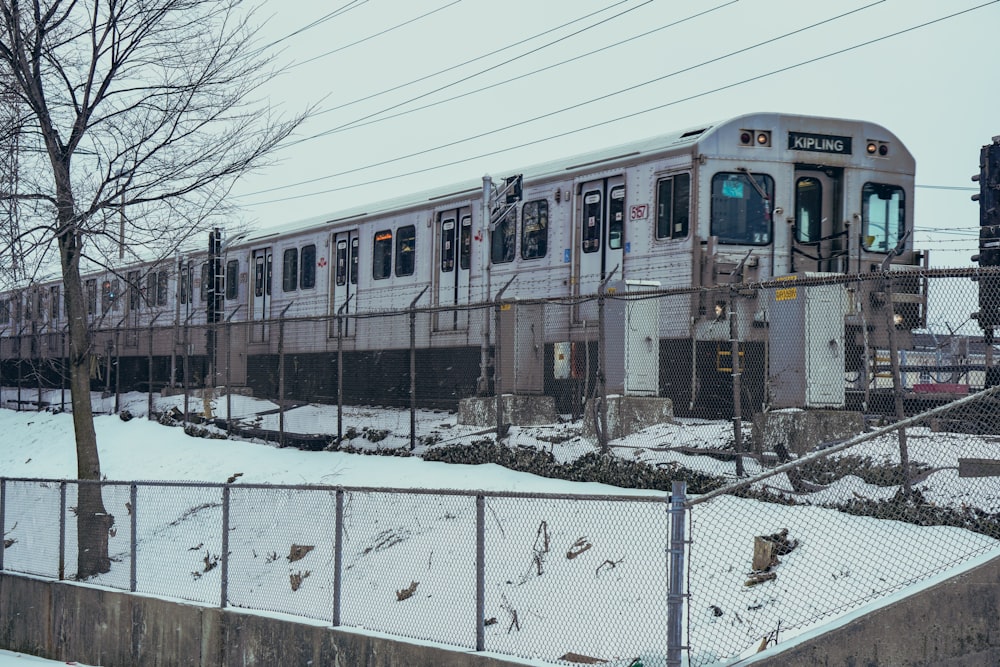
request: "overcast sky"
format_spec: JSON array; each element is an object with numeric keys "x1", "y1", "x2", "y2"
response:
[{"x1": 227, "y1": 0, "x2": 999, "y2": 268}]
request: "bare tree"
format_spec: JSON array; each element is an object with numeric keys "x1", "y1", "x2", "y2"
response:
[{"x1": 0, "y1": 0, "x2": 306, "y2": 578}]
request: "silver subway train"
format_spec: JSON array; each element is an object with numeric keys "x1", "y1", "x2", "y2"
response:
[{"x1": 0, "y1": 112, "x2": 926, "y2": 414}]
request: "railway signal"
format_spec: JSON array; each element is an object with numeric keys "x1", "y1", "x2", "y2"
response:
[{"x1": 973, "y1": 137, "x2": 1000, "y2": 328}]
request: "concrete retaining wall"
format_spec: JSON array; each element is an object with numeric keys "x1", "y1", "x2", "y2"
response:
[
  {"x1": 0, "y1": 573, "x2": 526, "y2": 667},
  {"x1": 743, "y1": 551, "x2": 1000, "y2": 665}
]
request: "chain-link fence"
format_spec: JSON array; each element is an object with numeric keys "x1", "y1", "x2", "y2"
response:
[
  {"x1": 3, "y1": 267, "x2": 1000, "y2": 663},
  {"x1": 0, "y1": 479, "x2": 680, "y2": 666},
  {"x1": 684, "y1": 383, "x2": 1000, "y2": 665},
  {"x1": 2, "y1": 268, "x2": 998, "y2": 446}
]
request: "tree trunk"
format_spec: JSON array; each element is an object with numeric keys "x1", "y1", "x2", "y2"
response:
[{"x1": 55, "y1": 164, "x2": 113, "y2": 578}]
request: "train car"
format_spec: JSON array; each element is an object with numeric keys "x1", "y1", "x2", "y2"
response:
[{"x1": 0, "y1": 112, "x2": 926, "y2": 414}]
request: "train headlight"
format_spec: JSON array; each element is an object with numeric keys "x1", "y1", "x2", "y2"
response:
[
  {"x1": 866, "y1": 141, "x2": 890, "y2": 157},
  {"x1": 740, "y1": 131, "x2": 753, "y2": 146},
  {"x1": 893, "y1": 313, "x2": 904, "y2": 327},
  {"x1": 756, "y1": 131, "x2": 771, "y2": 146}
]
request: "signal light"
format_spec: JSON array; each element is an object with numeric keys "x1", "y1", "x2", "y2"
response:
[{"x1": 973, "y1": 136, "x2": 1000, "y2": 328}]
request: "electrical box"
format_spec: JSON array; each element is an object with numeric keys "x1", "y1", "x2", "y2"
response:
[
  {"x1": 497, "y1": 302, "x2": 544, "y2": 394},
  {"x1": 603, "y1": 280, "x2": 660, "y2": 396},
  {"x1": 768, "y1": 276, "x2": 847, "y2": 408}
]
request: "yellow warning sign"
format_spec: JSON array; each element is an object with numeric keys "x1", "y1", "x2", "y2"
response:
[
  {"x1": 775, "y1": 287, "x2": 798, "y2": 301},
  {"x1": 775, "y1": 274, "x2": 798, "y2": 301}
]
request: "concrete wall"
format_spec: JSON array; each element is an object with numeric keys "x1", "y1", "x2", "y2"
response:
[
  {"x1": 743, "y1": 552, "x2": 1000, "y2": 666},
  {"x1": 0, "y1": 573, "x2": 527, "y2": 667}
]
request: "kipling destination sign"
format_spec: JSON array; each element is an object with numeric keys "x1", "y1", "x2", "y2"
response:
[{"x1": 787, "y1": 131, "x2": 852, "y2": 155}]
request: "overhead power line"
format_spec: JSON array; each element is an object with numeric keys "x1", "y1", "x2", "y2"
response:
[
  {"x1": 260, "y1": 0, "x2": 370, "y2": 51},
  {"x1": 299, "y1": 1, "x2": 737, "y2": 143},
  {"x1": 244, "y1": 1, "x2": 886, "y2": 199},
  {"x1": 239, "y1": 1, "x2": 997, "y2": 207},
  {"x1": 289, "y1": 1, "x2": 466, "y2": 69},
  {"x1": 296, "y1": 0, "x2": 641, "y2": 125}
]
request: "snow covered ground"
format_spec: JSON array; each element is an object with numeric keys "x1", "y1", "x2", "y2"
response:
[{"x1": 2, "y1": 389, "x2": 999, "y2": 666}]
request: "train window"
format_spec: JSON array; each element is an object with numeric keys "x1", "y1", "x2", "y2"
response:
[
  {"x1": 441, "y1": 218, "x2": 456, "y2": 272},
  {"x1": 254, "y1": 255, "x2": 272, "y2": 297},
  {"x1": 460, "y1": 216, "x2": 472, "y2": 270},
  {"x1": 396, "y1": 225, "x2": 416, "y2": 277},
  {"x1": 127, "y1": 270, "x2": 140, "y2": 310},
  {"x1": 862, "y1": 183, "x2": 905, "y2": 253},
  {"x1": 582, "y1": 190, "x2": 602, "y2": 253},
  {"x1": 157, "y1": 271, "x2": 169, "y2": 306},
  {"x1": 373, "y1": 229, "x2": 393, "y2": 280},
  {"x1": 50, "y1": 286, "x2": 60, "y2": 320},
  {"x1": 102, "y1": 279, "x2": 120, "y2": 311},
  {"x1": 301, "y1": 244, "x2": 316, "y2": 289},
  {"x1": 710, "y1": 172, "x2": 773, "y2": 245},
  {"x1": 200, "y1": 263, "x2": 210, "y2": 302},
  {"x1": 86, "y1": 279, "x2": 97, "y2": 315},
  {"x1": 350, "y1": 238, "x2": 359, "y2": 284},
  {"x1": 336, "y1": 240, "x2": 348, "y2": 286},
  {"x1": 609, "y1": 187, "x2": 625, "y2": 250},
  {"x1": 178, "y1": 265, "x2": 193, "y2": 305},
  {"x1": 491, "y1": 206, "x2": 516, "y2": 264},
  {"x1": 656, "y1": 173, "x2": 691, "y2": 239},
  {"x1": 795, "y1": 177, "x2": 823, "y2": 244},
  {"x1": 521, "y1": 200, "x2": 548, "y2": 260},
  {"x1": 24, "y1": 292, "x2": 32, "y2": 321},
  {"x1": 0, "y1": 298, "x2": 8, "y2": 323},
  {"x1": 282, "y1": 248, "x2": 298, "y2": 292},
  {"x1": 226, "y1": 260, "x2": 239, "y2": 300}
]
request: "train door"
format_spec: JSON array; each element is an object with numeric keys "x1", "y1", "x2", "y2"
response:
[
  {"x1": 792, "y1": 168, "x2": 844, "y2": 273},
  {"x1": 576, "y1": 176, "x2": 626, "y2": 318},
  {"x1": 435, "y1": 208, "x2": 472, "y2": 331},
  {"x1": 330, "y1": 230, "x2": 359, "y2": 337},
  {"x1": 250, "y1": 247, "x2": 272, "y2": 342}
]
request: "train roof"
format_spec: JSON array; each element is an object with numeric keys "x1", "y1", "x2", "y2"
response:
[{"x1": 212, "y1": 111, "x2": 913, "y2": 248}]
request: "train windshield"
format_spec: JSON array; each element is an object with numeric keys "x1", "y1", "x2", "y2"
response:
[
  {"x1": 862, "y1": 183, "x2": 905, "y2": 253},
  {"x1": 710, "y1": 172, "x2": 773, "y2": 245}
]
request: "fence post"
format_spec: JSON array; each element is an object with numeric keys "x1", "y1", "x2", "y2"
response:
[
  {"x1": 333, "y1": 488, "x2": 344, "y2": 626},
  {"x1": 493, "y1": 277, "x2": 516, "y2": 442},
  {"x1": 596, "y1": 272, "x2": 617, "y2": 454},
  {"x1": 59, "y1": 481, "x2": 67, "y2": 581},
  {"x1": 882, "y1": 271, "x2": 912, "y2": 494},
  {"x1": 278, "y1": 302, "x2": 293, "y2": 448},
  {"x1": 16, "y1": 327, "x2": 22, "y2": 411},
  {"x1": 408, "y1": 288, "x2": 428, "y2": 451},
  {"x1": 667, "y1": 480, "x2": 687, "y2": 667},
  {"x1": 148, "y1": 320, "x2": 155, "y2": 420},
  {"x1": 0, "y1": 479, "x2": 6, "y2": 572},
  {"x1": 729, "y1": 298, "x2": 745, "y2": 477},
  {"x1": 183, "y1": 311, "x2": 194, "y2": 422},
  {"x1": 220, "y1": 484, "x2": 230, "y2": 609},
  {"x1": 225, "y1": 306, "x2": 242, "y2": 434},
  {"x1": 475, "y1": 494, "x2": 485, "y2": 652},
  {"x1": 130, "y1": 483, "x2": 138, "y2": 592}
]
